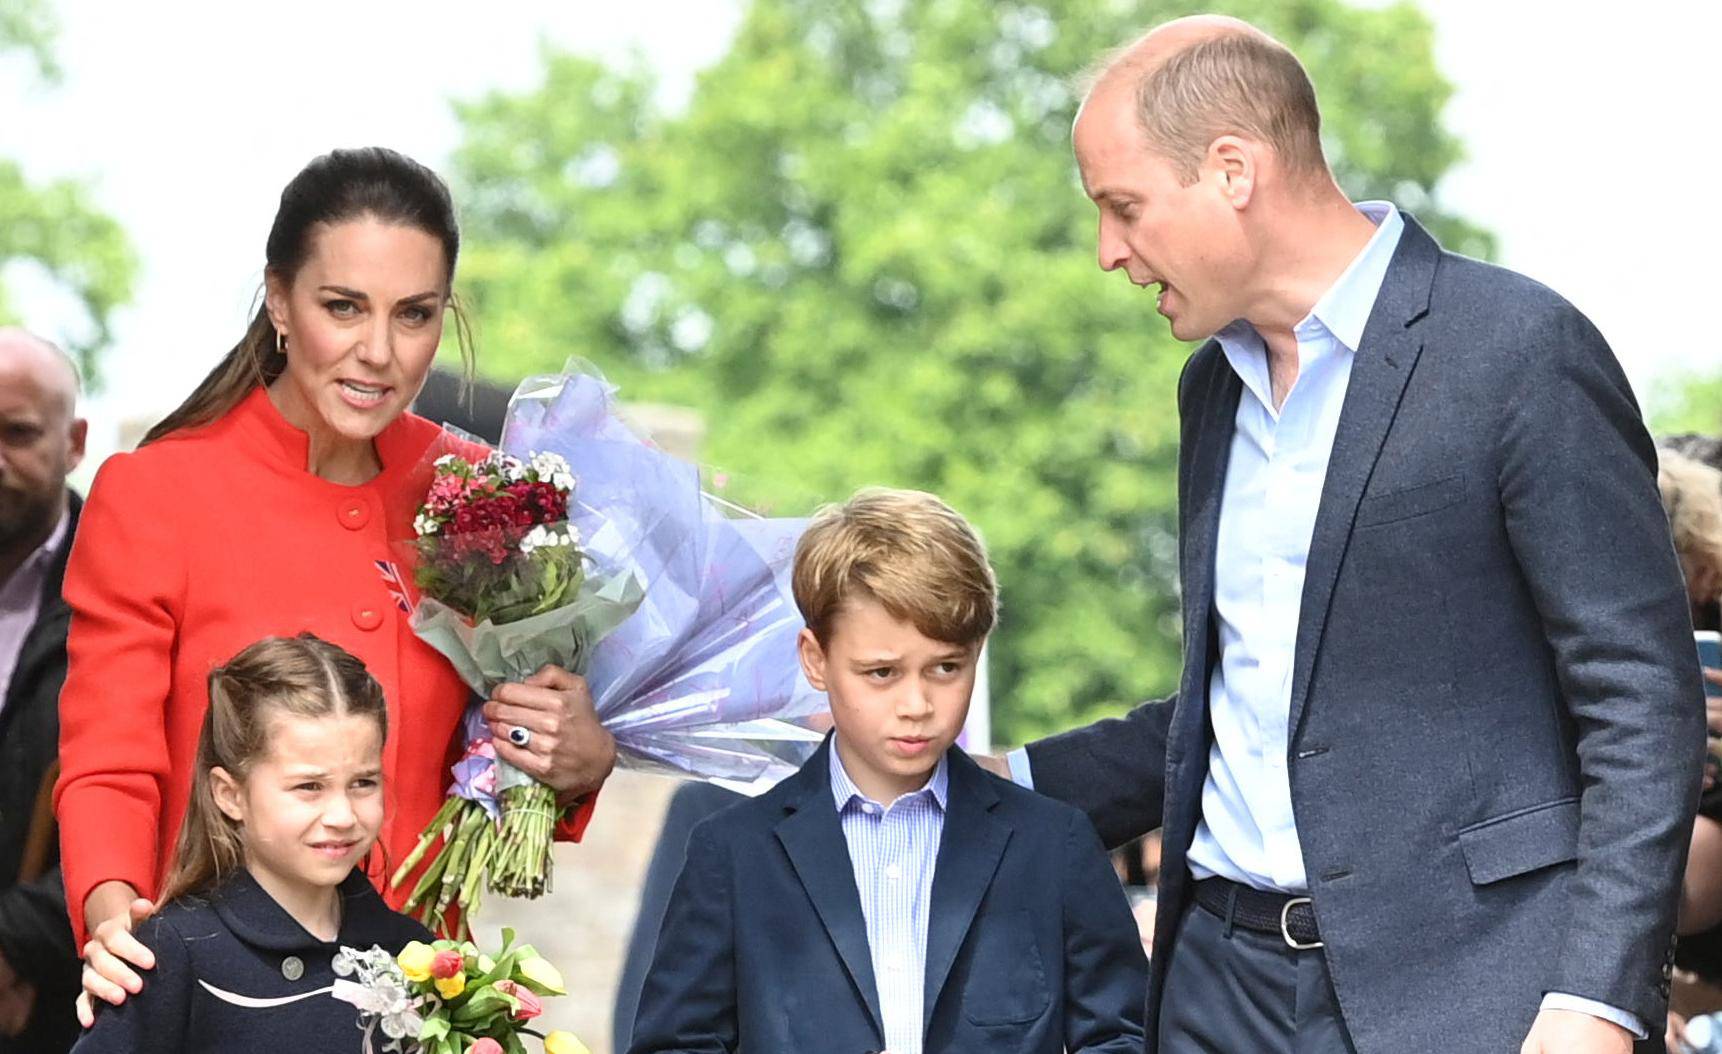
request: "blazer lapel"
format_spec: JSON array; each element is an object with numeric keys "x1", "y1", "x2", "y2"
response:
[
  {"x1": 922, "y1": 751, "x2": 1011, "y2": 1031},
  {"x1": 774, "y1": 740, "x2": 885, "y2": 1038},
  {"x1": 1286, "y1": 215, "x2": 1440, "y2": 739},
  {"x1": 1169, "y1": 348, "x2": 1242, "y2": 770}
]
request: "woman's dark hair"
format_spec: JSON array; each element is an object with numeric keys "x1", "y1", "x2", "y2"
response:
[{"x1": 143, "y1": 146, "x2": 474, "y2": 445}]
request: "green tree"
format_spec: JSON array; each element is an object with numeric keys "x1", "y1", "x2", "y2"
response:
[
  {"x1": 0, "y1": 0, "x2": 136, "y2": 380},
  {"x1": 448, "y1": 0, "x2": 1491, "y2": 743}
]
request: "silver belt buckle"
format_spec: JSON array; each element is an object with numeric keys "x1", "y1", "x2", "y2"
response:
[{"x1": 1280, "y1": 896, "x2": 1323, "y2": 950}]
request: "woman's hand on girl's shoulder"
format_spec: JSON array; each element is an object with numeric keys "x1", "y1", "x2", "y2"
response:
[{"x1": 77, "y1": 895, "x2": 156, "y2": 1028}]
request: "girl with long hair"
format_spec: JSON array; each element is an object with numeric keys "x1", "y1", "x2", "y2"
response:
[{"x1": 72, "y1": 634, "x2": 428, "y2": 1052}]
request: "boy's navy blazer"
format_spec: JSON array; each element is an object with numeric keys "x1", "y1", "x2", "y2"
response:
[
  {"x1": 629, "y1": 738, "x2": 1148, "y2": 1054},
  {"x1": 71, "y1": 870, "x2": 431, "y2": 1054}
]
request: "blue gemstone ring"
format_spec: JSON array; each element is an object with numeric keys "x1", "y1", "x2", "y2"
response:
[{"x1": 507, "y1": 725, "x2": 532, "y2": 748}]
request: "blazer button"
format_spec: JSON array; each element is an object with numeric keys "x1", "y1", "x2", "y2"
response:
[
  {"x1": 282, "y1": 956, "x2": 304, "y2": 981},
  {"x1": 351, "y1": 604, "x2": 383, "y2": 631},
  {"x1": 338, "y1": 500, "x2": 371, "y2": 531}
]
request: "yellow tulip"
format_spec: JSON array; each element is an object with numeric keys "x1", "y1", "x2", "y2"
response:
[
  {"x1": 433, "y1": 972, "x2": 467, "y2": 1000},
  {"x1": 543, "y1": 1032, "x2": 590, "y2": 1054},
  {"x1": 517, "y1": 955, "x2": 566, "y2": 996},
  {"x1": 397, "y1": 941, "x2": 435, "y2": 984}
]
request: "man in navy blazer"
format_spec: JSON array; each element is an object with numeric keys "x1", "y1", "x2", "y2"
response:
[
  {"x1": 630, "y1": 489, "x2": 1146, "y2": 1054},
  {"x1": 996, "y1": 15, "x2": 1704, "y2": 1054}
]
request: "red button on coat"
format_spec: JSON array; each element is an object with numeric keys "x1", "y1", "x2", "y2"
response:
[
  {"x1": 351, "y1": 604, "x2": 383, "y2": 631},
  {"x1": 338, "y1": 501, "x2": 371, "y2": 530}
]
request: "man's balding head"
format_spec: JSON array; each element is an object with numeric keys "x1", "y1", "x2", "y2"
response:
[
  {"x1": 1083, "y1": 15, "x2": 1327, "y2": 184},
  {"x1": 0, "y1": 329, "x2": 81, "y2": 417},
  {"x1": 0, "y1": 329, "x2": 86, "y2": 559},
  {"x1": 1092, "y1": 14, "x2": 1264, "y2": 83},
  {"x1": 1072, "y1": 16, "x2": 1355, "y2": 342}
]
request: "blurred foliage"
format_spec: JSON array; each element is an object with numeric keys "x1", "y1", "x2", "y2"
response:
[
  {"x1": 0, "y1": 0, "x2": 136, "y2": 382},
  {"x1": 1651, "y1": 371, "x2": 1722, "y2": 438},
  {"x1": 448, "y1": 0, "x2": 1490, "y2": 744},
  {"x1": 0, "y1": 0, "x2": 58, "y2": 81}
]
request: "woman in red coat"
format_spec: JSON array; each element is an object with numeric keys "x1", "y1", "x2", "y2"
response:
[{"x1": 57, "y1": 147, "x2": 616, "y2": 1024}]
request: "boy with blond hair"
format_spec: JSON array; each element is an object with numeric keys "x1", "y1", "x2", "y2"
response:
[{"x1": 629, "y1": 487, "x2": 1147, "y2": 1054}]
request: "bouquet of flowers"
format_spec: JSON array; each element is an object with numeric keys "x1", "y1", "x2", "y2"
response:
[
  {"x1": 393, "y1": 365, "x2": 827, "y2": 933},
  {"x1": 391, "y1": 448, "x2": 646, "y2": 928},
  {"x1": 331, "y1": 930, "x2": 587, "y2": 1054},
  {"x1": 502, "y1": 368, "x2": 827, "y2": 789}
]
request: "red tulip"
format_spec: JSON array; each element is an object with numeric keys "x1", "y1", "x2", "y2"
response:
[{"x1": 431, "y1": 950, "x2": 465, "y2": 980}]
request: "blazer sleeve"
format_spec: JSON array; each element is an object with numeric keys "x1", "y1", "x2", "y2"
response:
[
  {"x1": 1059, "y1": 810, "x2": 1149, "y2": 1054},
  {"x1": 626, "y1": 821, "x2": 738, "y2": 1054},
  {"x1": 70, "y1": 914, "x2": 192, "y2": 1054},
  {"x1": 1496, "y1": 302, "x2": 1706, "y2": 1024},
  {"x1": 1023, "y1": 696, "x2": 1175, "y2": 849},
  {"x1": 54, "y1": 454, "x2": 185, "y2": 945}
]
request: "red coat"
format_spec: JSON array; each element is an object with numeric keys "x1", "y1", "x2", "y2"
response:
[{"x1": 55, "y1": 388, "x2": 595, "y2": 943}]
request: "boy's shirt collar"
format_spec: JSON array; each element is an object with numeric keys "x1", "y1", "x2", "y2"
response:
[{"x1": 828, "y1": 733, "x2": 950, "y2": 815}]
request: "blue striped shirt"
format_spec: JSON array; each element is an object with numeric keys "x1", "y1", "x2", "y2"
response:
[{"x1": 830, "y1": 739, "x2": 949, "y2": 1054}]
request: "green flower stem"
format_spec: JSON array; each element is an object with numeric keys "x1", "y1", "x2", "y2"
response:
[
  {"x1": 402, "y1": 824, "x2": 457, "y2": 914},
  {"x1": 434, "y1": 806, "x2": 489, "y2": 918},
  {"x1": 391, "y1": 795, "x2": 466, "y2": 890},
  {"x1": 490, "y1": 783, "x2": 557, "y2": 898},
  {"x1": 460, "y1": 822, "x2": 496, "y2": 911}
]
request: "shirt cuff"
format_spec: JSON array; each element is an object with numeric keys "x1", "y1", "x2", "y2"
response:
[
  {"x1": 1006, "y1": 748, "x2": 1036, "y2": 790},
  {"x1": 1540, "y1": 992, "x2": 1646, "y2": 1040}
]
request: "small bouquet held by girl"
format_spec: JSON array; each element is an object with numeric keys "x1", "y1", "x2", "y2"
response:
[
  {"x1": 331, "y1": 930, "x2": 587, "y2": 1054},
  {"x1": 391, "y1": 367, "x2": 826, "y2": 933}
]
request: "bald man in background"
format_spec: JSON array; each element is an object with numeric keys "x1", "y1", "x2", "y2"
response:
[
  {"x1": 993, "y1": 16, "x2": 1702, "y2": 1054},
  {"x1": 0, "y1": 329, "x2": 86, "y2": 1051}
]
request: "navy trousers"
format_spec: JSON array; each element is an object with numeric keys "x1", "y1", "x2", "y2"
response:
[{"x1": 1157, "y1": 900, "x2": 1358, "y2": 1053}]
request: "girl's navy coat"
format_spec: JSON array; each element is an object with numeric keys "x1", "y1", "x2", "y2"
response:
[{"x1": 72, "y1": 870, "x2": 430, "y2": 1053}]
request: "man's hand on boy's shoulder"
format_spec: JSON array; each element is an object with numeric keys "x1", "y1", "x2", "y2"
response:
[{"x1": 972, "y1": 754, "x2": 1010, "y2": 778}]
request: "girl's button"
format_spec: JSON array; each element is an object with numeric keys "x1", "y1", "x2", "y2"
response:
[
  {"x1": 281, "y1": 956, "x2": 304, "y2": 981},
  {"x1": 351, "y1": 604, "x2": 383, "y2": 631}
]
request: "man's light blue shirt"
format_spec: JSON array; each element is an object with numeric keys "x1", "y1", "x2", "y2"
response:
[
  {"x1": 1009, "y1": 202, "x2": 1641, "y2": 1038},
  {"x1": 1185, "y1": 201, "x2": 1402, "y2": 892}
]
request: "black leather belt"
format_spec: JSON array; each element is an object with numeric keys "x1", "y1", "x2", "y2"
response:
[{"x1": 1194, "y1": 876, "x2": 1323, "y2": 950}]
